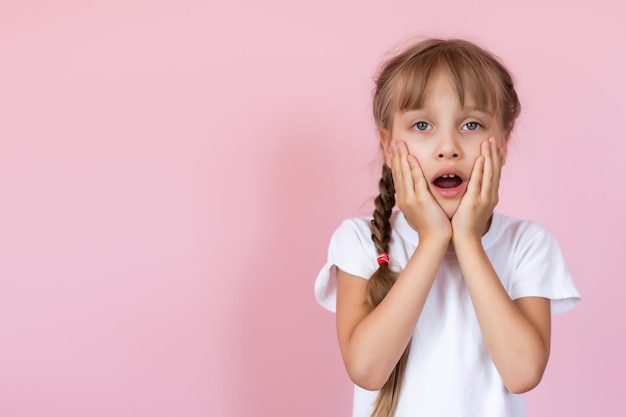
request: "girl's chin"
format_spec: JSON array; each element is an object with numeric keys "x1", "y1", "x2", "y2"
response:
[
  {"x1": 441, "y1": 203, "x2": 461, "y2": 219},
  {"x1": 430, "y1": 189, "x2": 464, "y2": 219}
]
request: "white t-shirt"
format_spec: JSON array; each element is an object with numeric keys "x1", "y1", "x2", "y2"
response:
[{"x1": 315, "y1": 211, "x2": 580, "y2": 417}]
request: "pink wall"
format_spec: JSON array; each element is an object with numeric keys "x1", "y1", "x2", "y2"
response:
[{"x1": 0, "y1": 0, "x2": 623, "y2": 416}]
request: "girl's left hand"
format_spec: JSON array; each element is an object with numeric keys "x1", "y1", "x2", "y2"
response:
[{"x1": 451, "y1": 137, "x2": 504, "y2": 242}]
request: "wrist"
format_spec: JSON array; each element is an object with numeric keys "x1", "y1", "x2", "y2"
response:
[
  {"x1": 417, "y1": 235, "x2": 450, "y2": 253},
  {"x1": 451, "y1": 214, "x2": 493, "y2": 245},
  {"x1": 452, "y1": 234, "x2": 484, "y2": 252}
]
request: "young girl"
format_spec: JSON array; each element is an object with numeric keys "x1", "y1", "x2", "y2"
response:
[{"x1": 314, "y1": 38, "x2": 580, "y2": 417}]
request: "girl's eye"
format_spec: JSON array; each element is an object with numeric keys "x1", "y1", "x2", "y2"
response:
[
  {"x1": 463, "y1": 122, "x2": 482, "y2": 131},
  {"x1": 413, "y1": 121, "x2": 431, "y2": 131}
]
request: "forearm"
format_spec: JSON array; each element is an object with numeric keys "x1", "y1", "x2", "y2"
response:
[
  {"x1": 344, "y1": 240, "x2": 447, "y2": 390},
  {"x1": 454, "y1": 237, "x2": 550, "y2": 393}
]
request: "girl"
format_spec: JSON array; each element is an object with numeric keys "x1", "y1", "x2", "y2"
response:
[{"x1": 314, "y1": 38, "x2": 580, "y2": 417}]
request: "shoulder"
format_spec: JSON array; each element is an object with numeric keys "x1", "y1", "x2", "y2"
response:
[
  {"x1": 330, "y1": 211, "x2": 412, "y2": 250},
  {"x1": 333, "y1": 217, "x2": 373, "y2": 240},
  {"x1": 492, "y1": 213, "x2": 581, "y2": 313},
  {"x1": 326, "y1": 217, "x2": 375, "y2": 256},
  {"x1": 489, "y1": 212, "x2": 558, "y2": 251},
  {"x1": 326, "y1": 216, "x2": 377, "y2": 270}
]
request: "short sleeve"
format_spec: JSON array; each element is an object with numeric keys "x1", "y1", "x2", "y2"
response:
[
  {"x1": 314, "y1": 218, "x2": 378, "y2": 313},
  {"x1": 510, "y1": 223, "x2": 581, "y2": 315}
]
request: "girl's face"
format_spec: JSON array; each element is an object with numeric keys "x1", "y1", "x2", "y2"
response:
[{"x1": 381, "y1": 70, "x2": 508, "y2": 219}]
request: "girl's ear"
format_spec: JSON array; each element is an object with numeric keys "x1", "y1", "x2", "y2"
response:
[{"x1": 379, "y1": 129, "x2": 392, "y2": 165}]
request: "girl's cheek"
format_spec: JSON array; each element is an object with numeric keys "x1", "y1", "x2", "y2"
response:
[
  {"x1": 406, "y1": 147, "x2": 420, "y2": 164},
  {"x1": 463, "y1": 141, "x2": 483, "y2": 158},
  {"x1": 405, "y1": 142, "x2": 423, "y2": 157}
]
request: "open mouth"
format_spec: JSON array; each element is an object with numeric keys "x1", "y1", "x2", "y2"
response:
[
  {"x1": 433, "y1": 173, "x2": 463, "y2": 189},
  {"x1": 430, "y1": 169, "x2": 467, "y2": 198}
]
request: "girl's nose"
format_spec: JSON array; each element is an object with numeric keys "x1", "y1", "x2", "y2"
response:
[
  {"x1": 438, "y1": 151, "x2": 459, "y2": 158},
  {"x1": 435, "y1": 135, "x2": 462, "y2": 159}
]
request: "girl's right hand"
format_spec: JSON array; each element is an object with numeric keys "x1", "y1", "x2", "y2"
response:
[{"x1": 388, "y1": 140, "x2": 452, "y2": 244}]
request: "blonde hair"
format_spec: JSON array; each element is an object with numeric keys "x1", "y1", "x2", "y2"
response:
[{"x1": 367, "y1": 38, "x2": 521, "y2": 417}]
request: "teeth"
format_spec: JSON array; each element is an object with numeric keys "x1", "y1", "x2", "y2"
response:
[{"x1": 441, "y1": 174, "x2": 456, "y2": 178}]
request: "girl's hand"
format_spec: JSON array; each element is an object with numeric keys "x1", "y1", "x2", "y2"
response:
[
  {"x1": 452, "y1": 137, "x2": 504, "y2": 243},
  {"x1": 388, "y1": 140, "x2": 452, "y2": 244}
]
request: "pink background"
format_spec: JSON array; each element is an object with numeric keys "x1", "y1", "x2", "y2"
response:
[{"x1": 0, "y1": 0, "x2": 623, "y2": 416}]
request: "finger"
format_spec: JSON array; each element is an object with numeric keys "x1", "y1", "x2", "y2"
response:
[
  {"x1": 389, "y1": 141, "x2": 405, "y2": 192},
  {"x1": 467, "y1": 152, "x2": 485, "y2": 198},
  {"x1": 399, "y1": 141, "x2": 417, "y2": 194},
  {"x1": 480, "y1": 138, "x2": 494, "y2": 201},
  {"x1": 393, "y1": 140, "x2": 414, "y2": 196},
  {"x1": 491, "y1": 139, "x2": 504, "y2": 200},
  {"x1": 494, "y1": 141, "x2": 505, "y2": 177},
  {"x1": 406, "y1": 153, "x2": 429, "y2": 195}
]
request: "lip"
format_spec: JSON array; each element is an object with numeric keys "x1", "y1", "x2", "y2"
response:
[{"x1": 430, "y1": 167, "x2": 467, "y2": 198}]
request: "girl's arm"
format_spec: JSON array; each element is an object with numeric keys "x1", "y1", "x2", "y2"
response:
[
  {"x1": 336, "y1": 238, "x2": 447, "y2": 391},
  {"x1": 453, "y1": 138, "x2": 551, "y2": 393},
  {"x1": 336, "y1": 140, "x2": 450, "y2": 391},
  {"x1": 454, "y1": 240, "x2": 551, "y2": 393}
]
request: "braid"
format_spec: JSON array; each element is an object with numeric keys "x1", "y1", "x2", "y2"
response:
[
  {"x1": 367, "y1": 164, "x2": 411, "y2": 417},
  {"x1": 370, "y1": 165, "x2": 396, "y2": 259},
  {"x1": 368, "y1": 164, "x2": 396, "y2": 308}
]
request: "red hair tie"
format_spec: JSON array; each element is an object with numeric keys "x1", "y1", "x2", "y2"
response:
[{"x1": 377, "y1": 253, "x2": 390, "y2": 266}]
